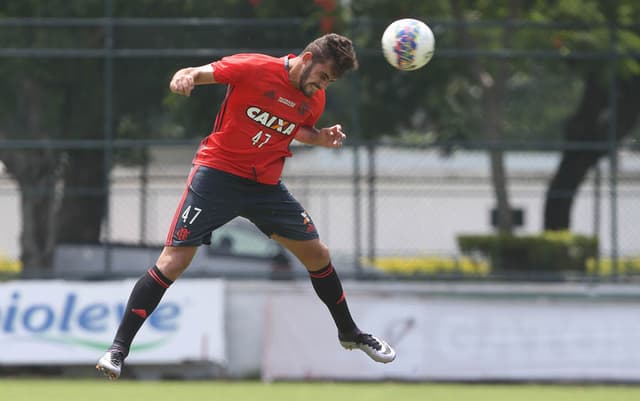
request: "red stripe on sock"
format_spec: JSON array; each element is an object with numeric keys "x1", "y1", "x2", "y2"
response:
[
  {"x1": 310, "y1": 265, "x2": 334, "y2": 279},
  {"x1": 336, "y1": 292, "x2": 346, "y2": 305},
  {"x1": 148, "y1": 268, "x2": 170, "y2": 289},
  {"x1": 131, "y1": 308, "x2": 148, "y2": 319}
]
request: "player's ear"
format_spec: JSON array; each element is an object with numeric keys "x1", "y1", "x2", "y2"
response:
[{"x1": 302, "y1": 51, "x2": 313, "y2": 64}]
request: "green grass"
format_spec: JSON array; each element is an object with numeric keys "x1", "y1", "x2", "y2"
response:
[{"x1": 1, "y1": 380, "x2": 639, "y2": 401}]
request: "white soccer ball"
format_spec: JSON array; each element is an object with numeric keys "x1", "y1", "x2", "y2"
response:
[{"x1": 381, "y1": 18, "x2": 435, "y2": 71}]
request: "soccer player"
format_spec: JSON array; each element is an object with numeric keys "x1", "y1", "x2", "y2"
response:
[{"x1": 96, "y1": 33, "x2": 396, "y2": 380}]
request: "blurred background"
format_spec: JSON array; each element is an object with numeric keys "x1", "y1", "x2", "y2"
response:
[{"x1": 1, "y1": 0, "x2": 640, "y2": 384}]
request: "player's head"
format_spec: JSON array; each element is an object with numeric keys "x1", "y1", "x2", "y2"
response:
[
  {"x1": 296, "y1": 34, "x2": 358, "y2": 97},
  {"x1": 302, "y1": 33, "x2": 359, "y2": 78}
]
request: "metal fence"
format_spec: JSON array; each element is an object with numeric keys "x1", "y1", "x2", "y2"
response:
[{"x1": 1, "y1": 15, "x2": 639, "y2": 281}]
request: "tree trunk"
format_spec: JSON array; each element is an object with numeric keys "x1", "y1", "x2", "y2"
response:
[
  {"x1": 0, "y1": 77, "x2": 108, "y2": 276},
  {"x1": 544, "y1": 150, "x2": 604, "y2": 230},
  {"x1": 13, "y1": 151, "x2": 62, "y2": 274},
  {"x1": 485, "y1": 74, "x2": 512, "y2": 234},
  {"x1": 56, "y1": 149, "x2": 107, "y2": 243},
  {"x1": 544, "y1": 74, "x2": 640, "y2": 230},
  {"x1": 0, "y1": 80, "x2": 63, "y2": 275},
  {"x1": 451, "y1": 0, "x2": 520, "y2": 234}
]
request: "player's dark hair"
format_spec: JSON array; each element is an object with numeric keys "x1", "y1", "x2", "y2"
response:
[{"x1": 302, "y1": 33, "x2": 358, "y2": 78}]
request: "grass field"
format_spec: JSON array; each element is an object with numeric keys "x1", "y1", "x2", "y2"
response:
[{"x1": 2, "y1": 380, "x2": 639, "y2": 401}]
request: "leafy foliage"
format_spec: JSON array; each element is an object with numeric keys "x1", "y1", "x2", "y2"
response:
[
  {"x1": 458, "y1": 231, "x2": 599, "y2": 273},
  {"x1": 2, "y1": 0, "x2": 640, "y2": 270}
]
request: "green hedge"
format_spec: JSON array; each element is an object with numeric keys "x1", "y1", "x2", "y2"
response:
[{"x1": 457, "y1": 231, "x2": 598, "y2": 274}]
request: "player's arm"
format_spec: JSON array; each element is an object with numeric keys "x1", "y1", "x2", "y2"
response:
[
  {"x1": 169, "y1": 64, "x2": 216, "y2": 96},
  {"x1": 295, "y1": 124, "x2": 345, "y2": 148}
]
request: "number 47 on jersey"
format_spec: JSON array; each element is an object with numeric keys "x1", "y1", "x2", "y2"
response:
[{"x1": 252, "y1": 130, "x2": 271, "y2": 148}]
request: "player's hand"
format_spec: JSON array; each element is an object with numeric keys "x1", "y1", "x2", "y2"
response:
[
  {"x1": 319, "y1": 124, "x2": 346, "y2": 148},
  {"x1": 170, "y1": 73, "x2": 195, "y2": 96}
]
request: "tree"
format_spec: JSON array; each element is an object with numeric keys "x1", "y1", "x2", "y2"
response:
[
  {"x1": 4, "y1": 0, "x2": 638, "y2": 275},
  {"x1": 0, "y1": 0, "x2": 106, "y2": 272},
  {"x1": 543, "y1": 1, "x2": 640, "y2": 230},
  {"x1": 0, "y1": 0, "x2": 342, "y2": 275},
  {"x1": 351, "y1": 0, "x2": 640, "y2": 235},
  {"x1": 449, "y1": 0, "x2": 524, "y2": 234},
  {"x1": 351, "y1": 0, "x2": 537, "y2": 234}
]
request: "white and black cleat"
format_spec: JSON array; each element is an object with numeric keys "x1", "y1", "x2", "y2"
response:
[
  {"x1": 339, "y1": 332, "x2": 396, "y2": 363},
  {"x1": 96, "y1": 348, "x2": 124, "y2": 380}
]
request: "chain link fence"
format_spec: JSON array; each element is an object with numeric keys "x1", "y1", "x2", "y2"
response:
[{"x1": 1, "y1": 15, "x2": 639, "y2": 281}]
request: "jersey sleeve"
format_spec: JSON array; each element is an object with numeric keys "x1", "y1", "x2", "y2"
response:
[
  {"x1": 303, "y1": 90, "x2": 326, "y2": 127},
  {"x1": 212, "y1": 53, "x2": 258, "y2": 84}
]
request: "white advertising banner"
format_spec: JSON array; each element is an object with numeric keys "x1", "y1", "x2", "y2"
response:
[
  {"x1": 263, "y1": 292, "x2": 640, "y2": 381},
  {"x1": 0, "y1": 279, "x2": 225, "y2": 365}
]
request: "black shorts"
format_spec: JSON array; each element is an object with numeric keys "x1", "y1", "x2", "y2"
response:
[{"x1": 165, "y1": 165, "x2": 319, "y2": 246}]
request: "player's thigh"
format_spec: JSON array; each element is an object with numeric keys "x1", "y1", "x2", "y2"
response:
[
  {"x1": 166, "y1": 165, "x2": 240, "y2": 247},
  {"x1": 244, "y1": 181, "x2": 320, "y2": 242},
  {"x1": 243, "y1": 182, "x2": 329, "y2": 270}
]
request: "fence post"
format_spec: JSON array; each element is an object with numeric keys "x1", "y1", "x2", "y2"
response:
[
  {"x1": 367, "y1": 142, "x2": 376, "y2": 265},
  {"x1": 103, "y1": 0, "x2": 114, "y2": 274},
  {"x1": 593, "y1": 163, "x2": 601, "y2": 278},
  {"x1": 607, "y1": 21, "x2": 619, "y2": 280}
]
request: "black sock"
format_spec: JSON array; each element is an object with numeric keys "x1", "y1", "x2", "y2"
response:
[
  {"x1": 112, "y1": 265, "x2": 173, "y2": 357},
  {"x1": 309, "y1": 262, "x2": 358, "y2": 335}
]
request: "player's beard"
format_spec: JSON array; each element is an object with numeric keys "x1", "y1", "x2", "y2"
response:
[{"x1": 298, "y1": 62, "x2": 319, "y2": 97}]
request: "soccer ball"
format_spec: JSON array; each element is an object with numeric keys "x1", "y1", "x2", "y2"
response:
[{"x1": 381, "y1": 18, "x2": 435, "y2": 71}]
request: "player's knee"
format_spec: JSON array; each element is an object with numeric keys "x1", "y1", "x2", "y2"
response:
[
  {"x1": 304, "y1": 242, "x2": 331, "y2": 270},
  {"x1": 155, "y1": 247, "x2": 196, "y2": 280},
  {"x1": 316, "y1": 242, "x2": 331, "y2": 261}
]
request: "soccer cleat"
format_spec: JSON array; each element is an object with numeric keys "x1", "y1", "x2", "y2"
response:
[
  {"x1": 339, "y1": 331, "x2": 396, "y2": 363},
  {"x1": 96, "y1": 348, "x2": 125, "y2": 380}
]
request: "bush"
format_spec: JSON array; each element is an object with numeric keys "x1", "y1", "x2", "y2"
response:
[
  {"x1": 0, "y1": 252, "x2": 22, "y2": 279},
  {"x1": 457, "y1": 231, "x2": 598, "y2": 274},
  {"x1": 369, "y1": 255, "x2": 490, "y2": 277},
  {"x1": 586, "y1": 256, "x2": 640, "y2": 276}
]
